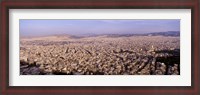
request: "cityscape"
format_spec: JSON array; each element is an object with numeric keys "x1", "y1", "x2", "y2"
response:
[{"x1": 20, "y1": 20, "x2": 180, "y2": 75}]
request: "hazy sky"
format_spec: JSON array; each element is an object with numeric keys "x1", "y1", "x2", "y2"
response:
[{"x1": 20, "y1": 19, "x2": 180, "y2": 36}]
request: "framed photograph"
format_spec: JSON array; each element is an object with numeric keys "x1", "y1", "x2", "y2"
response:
[{"x1": 0, "y1": 0, "x2": 199, "y2": 94}]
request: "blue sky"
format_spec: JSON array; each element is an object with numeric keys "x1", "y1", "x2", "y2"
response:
[{"x1": 20, "y1": 19, "x2": 180, "y2": 36}]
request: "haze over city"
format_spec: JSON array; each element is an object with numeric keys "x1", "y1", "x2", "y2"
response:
[{"x1": 20, "y1": 19, "x2": 180, "y2": 36}]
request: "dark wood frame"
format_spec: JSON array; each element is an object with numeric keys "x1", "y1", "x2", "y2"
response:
[{"x1": 0, "y1": 0, "x2": 199, "y2": 95}]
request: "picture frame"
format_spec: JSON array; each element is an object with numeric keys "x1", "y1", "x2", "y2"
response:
[{"x1": 0, "y1": 0, "x2": 199, "y2": 95}]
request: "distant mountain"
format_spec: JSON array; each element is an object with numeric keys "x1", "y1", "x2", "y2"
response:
[
  {"x1": 21, "y1": 31, "x2": 180, "y2": 39},
  {"x1": 102, "y1": 31, "x2": 180, "y2": 38},
  {"x1": 146, "y1": 31, "x2": 180, "y2": 37},
  {"x1": 104, "y1": 34, "x2": 140, "y2": 37}
]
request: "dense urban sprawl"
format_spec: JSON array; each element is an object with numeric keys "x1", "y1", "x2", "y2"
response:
[{"x1": 20, "y1": 35, "x2": 180, "y2": 75}]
